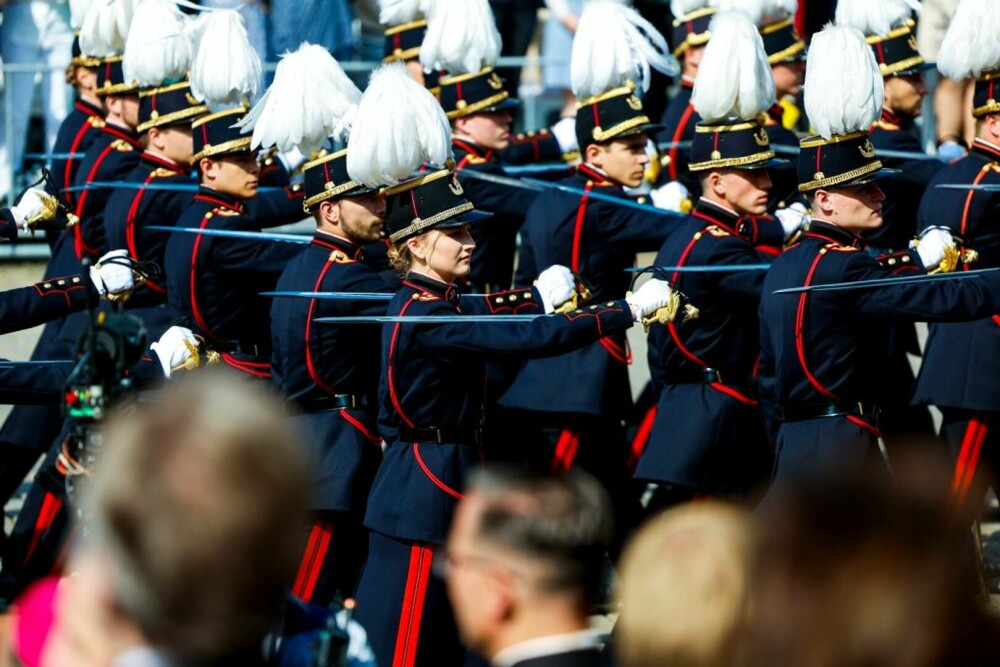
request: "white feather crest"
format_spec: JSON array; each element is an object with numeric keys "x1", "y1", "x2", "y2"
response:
[
  {"x1": 346, "y1": 63, "x2": 452, "y2": 188},
  {"x1": 189, "y1": 9, "x2": 262, "y2": 105},
  {"x1": 572, "y1": 1, "x2": 679, "y2": 99},
  {"x1": 712, "y1": 0, "x2": 797, "y2": 24},
  {"x1": 237, "y1": 44, "x2": 362, "y2": 155},
  {"x1": 670, "y1": 0, "x2": 712, "y2": 19},
  {"x1": 70, "y1": 0, "x2": 96, "y2": 31},
  {"x1": 80, "y1": 0, "x2": 136, "y2": 57},
  {"x1": 804, "y1": 26, "x2": 883, "y2": 139},
  {"x1": 419, "y1": 0, "x2": 502, "y2": 74},
  {"x1": 123, "y1": 0, "x2": 192, "y2": 87},
  {"x1": 691, "y1": 11, "x2": 775, "y2": 121},
  {"x1": 937, "y1": 0, "x2": 1000, "y2": 80},
  {"x1": 834, "y1": 0, "x2": 920, "y2": 37},
  {"x1": 379, "y1": 0, "x2": 431, "y2": 26}
]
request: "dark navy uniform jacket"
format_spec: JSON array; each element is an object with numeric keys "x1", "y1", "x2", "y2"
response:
[
  {"x1": 868, "y1": 109, "x2": 944, "y2": 251},
  {"x1": 759, "y1": 220, "x2": 1000, "y2": 429},
  {"x1": 497, "y1": 127, "x2": 565, "y2": 164},
  {"x1": 164, "y1": 186, "x2": 305, "y2": 377},
  {"x1": 271, "y1": 230, "x2": 398, "y2": 512},
  {"x1": 367, "y1": 273, "x2": 634, "y2": 543},
  {"x1": 103, "y1": 151, "x2": 192, "y2": 333},
  {"x1": 913, "y1": 139, "x2": 1000, "y2": 412},
  {"x1": 52, "y1": 99, "x2": 105, "y2": 215},
  {"x1": 762, "y1": 105, "x2": 803, "y2": 212},
  {"x1": 71, "y1": 123, "x2": 143, "y2": 261},
  {"x1": 659, "y1": 79, "x2": 700, "y2": 195},
  {"x1": 453, "y1": 137, "x2": 540, "y2": 292},
  {"x1": 636, "y1": 199, "x2": 777, "y2": 491},
  {"x1": 501, "y1": 163, "x2": 678, "y2": 419},
  {"x1": 1, "y1": 209, "x2": 17, "y2": 242}
]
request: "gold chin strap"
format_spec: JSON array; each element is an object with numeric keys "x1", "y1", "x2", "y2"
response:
[
  {"x1": 629, "y1": 290, "x2": 700, "y2": 333},
  {"x1": 172, "y1": 336, "x2": 222, "y2": 374},
  {"x1": 555, "y1": 281, "x2": 594, "y2": 314}
]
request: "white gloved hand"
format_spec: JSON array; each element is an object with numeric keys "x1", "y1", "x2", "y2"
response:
[
  {"x1": 650, "y1": 180, "x2": 690, "y2": 212},
  {"x1": 10, "y1": 188, "x2": 53, "y2": 230},
  {"x1": 551, "y1": 116, "x2": 578, "y2": 154},
  {"x1": 775, "y1": 202, "x2": 809, "y2": 239},
  {"x1": 625, "y1": 278, "x2": 675, "y2": 322},
  {"x1": 535, "y1": 264, "x2": 576, "y2": 313},
  {"x1": 150, "y1": 326, "x2": 200, "y2": 379},
  {"x1": 911, "y1": 226, "x2": 955, "y2": 269},
  {"x1": 89, "y1": 249, "x2": 135, "y2": 297}
]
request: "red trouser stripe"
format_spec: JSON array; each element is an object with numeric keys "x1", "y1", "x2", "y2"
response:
[
  {"x1": 550, "y1": 429, "x2": 581, "y2": 473},
  {"x1": 953, "y1": 414, "x2": 989, "y2": 503},
  {"x1": 627, "y1": 405, "x2": 657, "y2": 473},
  {"x1": 292, "y1": 523, "x2": 323, "y2": 598},
  {"x1": 393, "y1": 544, "x2": 433, "y2": 667},
  {"x1": 24, "y1": 492, "x2": 63, "y2": 565}
]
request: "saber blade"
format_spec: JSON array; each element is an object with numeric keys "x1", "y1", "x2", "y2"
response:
[
  {"x1": 147, "y1": 226, "x2": 310, "y2": 244},
  {"x1": 314, "y1": 315, "x2": 546, "y2": 324},
  {"x1": 772, "y1": 268, "x2": 999, "y2": 294}
]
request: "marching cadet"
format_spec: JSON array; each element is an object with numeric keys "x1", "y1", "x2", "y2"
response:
[
  {"x1": 498, "y1": 1, "x2": 684, "y2": 539},
  {"x1": 912, "y1": 0, "x2": 1000, "y2": 511},
  {"x1": 345, "y1": 63, "x2": 677, "y2": 667},
  {"x1": 660, "y1": 0, "x2": 715, "y2": 193},
  {"x1": 635, "y1": 11, "x2": 794, "y2": 507},
  {"x1": 244, "y1": 44, "x2": 396, "y2": 606},
  {"x1": 757, "y1": 26, "x2": 1000, "y2": 490},
  {"x1": 378, "y1": 0, "x2": 443, "y2": 93}
]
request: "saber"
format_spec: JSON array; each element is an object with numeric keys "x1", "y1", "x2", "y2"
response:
[
  {"x1": 315, "y1": 315, "x2": 547, "y2": 324},
  {"x1": 64, "y1": 181, "x2": 284, "y2": 193},
  {"x1": 772, "y1": 267, "x2": 999, "y2": 294},
  {"x1": 626, "y1": 264, "x2": 771, "y2": 273},
  {"x1": 0, "y1": 360, "x2": 75, "y2": 367},
  {"x1": 935, "y1": 183, "x2": 1000, "y2": 192},
  {"x1": 147, "y1": 225, "x2": 311, "y2": 244},
  {"x1": 659, "y1": 141, "x2": 941, "y2": 163},
  {"x1": 504, "y1": 163, "x2": 574, "y2": 176},
  {"x1": 23, "y1": 152, "x2": 86, "y2": 160},
  {"x1": 263, "y1": 291, "x2": 393, "y2": 300}
]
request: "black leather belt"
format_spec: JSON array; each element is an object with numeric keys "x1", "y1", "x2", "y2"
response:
[
  {"x1": 288, "y1": 393, "x2": 367, "y2": 414},
  {"x1": 215, "y1": 339, "x2": 263, "y2": 358},
  {"x1": 782, "y1": 401, "x2": 881, "y2": 425},
  {"x1": 671, "y1": 367, "x2": 725, "y2": 384},
  {"x1": 398, "y1": 426, "x2": 480, "y2": 444}
]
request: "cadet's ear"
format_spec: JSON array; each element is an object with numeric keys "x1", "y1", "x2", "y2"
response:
[
  {"x1": 585, "y1": 143, "x2": 605, "y2": 168},
  {"x1": 318, "y1": 199, "x2": 340, "y2": 225},
  {"x1": 406, "y1": 234, "x2": 426, "y2": 262},
  {"x1": 199, "y1": 157, "x2": 218, "y2": 181}
]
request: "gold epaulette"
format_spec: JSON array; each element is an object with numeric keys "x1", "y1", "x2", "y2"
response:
[
  {"x1": 328, "y1": 249, "x2": 355, "y2": 264},
  {"x1": 411, "y1": 292, "x2": 440, "y2": 302},
  {"x1": 150, "y1": 167, "x2": 178, "y2": 178},
  {"x1": 826, "y1": 243, "x2": 860, "y2": 253},
  {"x1": 463, "y1": 154, "x2": 488, "y2": 165},
  {"x1": 703, "y1": 224, "x2": 731, "y2": 238},
  {"x1": 110, "y1": 139, "x2": 135, "y2": 152},
  {"x1": 87, "y1": 116, "x2": 106, "y2": 129},
  {"x1": 873, "y1": 120, "x2": 900, "y2": 131}
]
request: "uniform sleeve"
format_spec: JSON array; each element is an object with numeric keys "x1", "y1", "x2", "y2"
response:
[
  {"x1": 0, "y1": 275, "x2": 93, "y2": 335},
  {"x1": 211, "y1": 232, "x2": 304, "y2": 276},
  {"x1": 601, "y1": 198, "x2": 679, "y2": 252},
  {"x1": 246, "y1": 185, "x2": 307, "y2": 229},
  {"x1": 458, "y1": 287, "x2": 544, "y2": 315},
  {"x1": 0, "y1": 361, "x2": 74, "y2": 404},
  {"x1": 0, "y1": 209, "x2": 18, "y2": 242},
  {"x1": 740, "y1": 216, "x2": 786, "y2": 253},
  {"x1": 497, "y1": 130, "x2": 565, "y2": 164},
  {"x1": 457, "y1": 164, "x2": 540, "y2": 217},
  {"x1": 881, "y1": 132, "x2": 944, "y2": 183},
  {"x1": 413, "y1": 299, "x2": 633, "y2": 362},
  {"x1": 713, "y1": 238, "x2": 773, "y2": 299}
]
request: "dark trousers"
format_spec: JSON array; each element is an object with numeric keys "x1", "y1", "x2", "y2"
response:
[
  {"x1": 291, "y1": 510, "x2": 368, "y2": 607},
  {"x1": 353, "y1": 532, "x2": 464, "y2": 667},
  {"x1": 940, "y1": 409, "x2": 1000, "y2": 512}
]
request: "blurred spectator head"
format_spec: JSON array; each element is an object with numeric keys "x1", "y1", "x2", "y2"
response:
[
  {"x1": 615, "y1": 502, "x2": 751, "y2": 667},
  {"x1": 444, "y1": 467, "x2": 613, "y2": 661},
  {"x1": 51, "y1": 371, "x2": 309, "y2": 665},
  {"x1": 739, "y1": 459, "x2": 1000, "y2": 667}
]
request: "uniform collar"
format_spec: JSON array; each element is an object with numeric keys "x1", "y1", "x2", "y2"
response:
[
  {"x1": 804, "y1": 219, "x2": 864, "y2": 248},
  {"x1": 403, "y1": 272, "x2": 461, "y2": 305},
  {"x1": 194, "y1": 185, "x2": 245, "y2": 213},
  {"x1": 492, "y1": 630, "x2": 603, "y2": 667},
  {"x1": 575, "y1": 163, "x2": 615, "y2": 186},
  {"x1": 453, "y1": 137, "x2": 494, "y2": 162},
  {"x1": 878, "y1": 107, "x2": 911, "y2": 129},
  {"x1": 692, "y1": 197, "x2": 741, "y2": 235},
  {"x1": 76, "y1": 98, "x2": 104, "y2": 118},
  {"x1": 970, "y1": 138, "x2": 1000, "y2": 162},
  {"x1": 140, "y1": 151, "x2": 186, "y2": 174},
  {"x1": 312, "y1": 229, "x2": 365, "y2": 261},
  {"x1": 102, "y1": 122, "x2": 142, "y2": 147},
  {"x1": 764, "y1": 104, "x2": 784, "y2": 127},
  {"x1": 680, "y1": 76, "x2": 695, "y2": 89}
]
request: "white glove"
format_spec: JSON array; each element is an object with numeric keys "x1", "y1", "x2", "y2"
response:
[
  {"x1": 775, "y1": 202, "x2": 809, "y2": 239},
  {"x1": 10, "y1": 188, "x2": 52, "y2": 230},
  {"x1": 89, "y1": 249, "x2": 135, "y2": 297},
  {"x1": 911, "y1": 226, "x2": 955, "y2": 269},
  {"x1": 551, "y1": 116, "x2": 578, "y2": 154},
  {"x1": 625, "y1": 279, "x2": 675, "y2": 322},
  {"x1": 650, "y1": 180, "x2": 690, "y2": 212},
  {"x1": 150, "y1": 326, "x2": 199, "y2": 379},
  {"x1": 535, "y1": 264, "x2": 576, "y2": 314}
]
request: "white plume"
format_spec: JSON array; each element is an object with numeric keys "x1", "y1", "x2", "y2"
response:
[
  {"x1": 70, "y1": 0, "x2": 96, "y2": 31},
  {"x1": 937, "y1": 0, "x2": 1000, "y2": 80},
  {"x1": 671, "y1": 0, "x2": 711, "y2": 18},
  {"x1": 346, "y1": 63, "x2": 452, "y2": 187},
  {"x1": 712, "y1": 0, "x2": 798, "y2": 24},
  {"x1": 691, "y1": 11, "x2": 774, "y2": 121},
  {"x1": 379, "y1": 0, "x2": 432, "y2": 26},
  {"x1": 189, "y1": 9, "x2": 262, "y2": 105},
  {"x1": 419, "y1": 0, "x2": 502, "y2": 74},
  {"x1": 80, "y1": 0, "x2": 136, "y2": 57},
  {"x1": 834, "y1": 0, "x2": 920, "y2": 37},
  {"x1": 123, "y1": 0, "x2": 192, "y2": 87},
  {"x1": 238, "y1": 44, "x2": 362, "y2": 155},
  {"x1": 803, "y1": 25, "x2": 883, "y2": 138},
  {"x1": 572, "y1": 1, "x2": 679, "y2": 99}
]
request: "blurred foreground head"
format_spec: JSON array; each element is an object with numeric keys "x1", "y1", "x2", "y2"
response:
[
  {"x1": 615, "y1": 502, "x2": 751, "y2": 667},
  {"x1": 68, "y1": 371, "x2": 309, "y2": 663}
]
